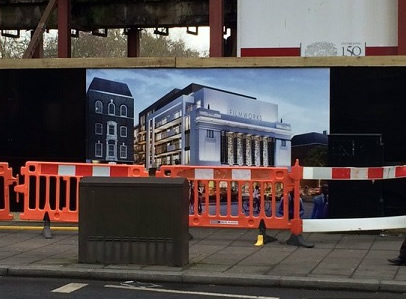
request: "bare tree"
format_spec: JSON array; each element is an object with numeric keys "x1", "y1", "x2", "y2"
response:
[
  {"x1": 0, "y1": 35, "x2": 29, "y2": 58},
  {"x1": 1, "y1": 28, "x2": 203, "y2": 58}
]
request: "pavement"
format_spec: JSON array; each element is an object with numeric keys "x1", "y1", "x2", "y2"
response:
[{"x1": 0, "y1": 222, "x2": 406, "y2": 294}]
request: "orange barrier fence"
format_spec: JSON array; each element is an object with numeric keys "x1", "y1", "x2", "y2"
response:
[
  {"x1": 0, "y1": 163, "x2": 17, "y2": 220},
  {"x1": 155, "y1": 163, "x2": 303, "y2": 235},
  {"x1": 14, "y1": 161, "x2": 149, "y2": 222}
]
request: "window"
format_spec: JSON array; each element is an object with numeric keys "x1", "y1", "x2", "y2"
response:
[
  {"x1": 107, "y1": 123, "x2": 117, "y2": 136},
  {"x1": 268, "y1": 140, "x2": 275, "y2": 166},
  {"x1": 251, "y1": 139, "x2": 256, "y2": 166},
  {"x1": 108, "y1": 101, "x2": 115, "y2": 115},
  {"x1": 242, "y1": 138, "x2": 247, "y2": 165},
  {"x1": 260, "y1": 140, "x2": 264, "y2": 166},
  {"x1": 233, "y1": 136, "x2": 238, "y2": 165},
  {"x1": 184, "y1": 132, "x2": 190, "y2": 149},
  {"x1": 207, "y1": 129, "x2": 214, "y2": 138},
  {"x1": 95, "y1": 101, "x2": 103, "y2": 114},
  {"x1": 281, "y1": 140, "x2": 287, "y2": 147},
  {"x1": 185, "y1": 150, "x2": 190, "y2": 164},
  {"x1": 185, "y1": 115, "x2": 190, "y2": 130},
  {"x1": 120, "y1": 144, "x2": 127, "y2": 159},
  {"x1": 220, "y1": 131, "x2": 228, "y2": 164},
  {"x1": 95, "y1": 123, "x2": 103, "y2": 135},
  {"x1": 107, "y1": 143, "x2": 116, "y2": 159},
  {"x1": 120, "y1": 126, "x2": 127, "y2": 137},
  {"x1": 120, "y1": 105, "x2": 127, "y2": 117},
  {"x1": 95, "y1": 142, "x2": 103, "y2": 157}
]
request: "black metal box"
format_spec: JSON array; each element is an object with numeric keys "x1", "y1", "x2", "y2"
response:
[{"x1": 78, "y1": 177, "x2": 189, "y2": 266}]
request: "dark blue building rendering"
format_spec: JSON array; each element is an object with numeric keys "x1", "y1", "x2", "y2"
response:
[{"x1": 86, "y1": 77, "x2": 134, "y2": 164}]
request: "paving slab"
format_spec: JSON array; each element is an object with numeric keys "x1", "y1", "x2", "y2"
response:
[{"x1": 0, "y1": 226, "x2": 404, "y2": 293}]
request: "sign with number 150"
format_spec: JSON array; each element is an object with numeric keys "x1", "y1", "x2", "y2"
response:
[{"x1": 341, "y1": 43, "x2": 365, "y2": 57}]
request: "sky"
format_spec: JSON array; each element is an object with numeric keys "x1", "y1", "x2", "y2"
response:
[{"x1": 86, "y1": 68, "x2": 329, "y2": 136}]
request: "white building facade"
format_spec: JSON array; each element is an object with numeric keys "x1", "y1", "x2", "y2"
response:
[
  {"x1": 145, "y1": 84, "x2": 291, "y2": 169},
  {"x1": 238, "y1": 0, "x2": 398, "y2": 57}
]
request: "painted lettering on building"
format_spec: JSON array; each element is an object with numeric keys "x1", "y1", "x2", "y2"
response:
[{"x1": 229, "y1": 109, "x2": 262, "y2": 121}]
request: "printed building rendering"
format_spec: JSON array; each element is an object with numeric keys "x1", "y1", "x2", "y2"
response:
[
  {"x1": 135, "y1": 83, "x2": 291, "y2": 168},
  {"x1": 86, "y1": 77, "x2": 134, "y2": 164}
]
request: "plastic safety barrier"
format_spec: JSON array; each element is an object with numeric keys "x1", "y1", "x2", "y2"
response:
[
  {"x1": 0, "y1": 163, "x2": 16, "y2": 220},
  {"x1": 155, "y1": 164, "x2": 303, "y2": 235},
  {"x1": 14, "y1": 161, "x2": 149, "y2": 222},
  {"x1": 301, "y1": 163, "x2": 406, "y2": 234}
]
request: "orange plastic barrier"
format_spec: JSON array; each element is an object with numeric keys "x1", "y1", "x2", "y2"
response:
[
  {"x1": 14, "y1": 161, "x2": 149, "y2": 222},
  {"x1": 0, "y1": 163, "x2": 16, "y2": 220},
  {"x1": 155, "y1": 163, "x2": 303, "y2": 235}
]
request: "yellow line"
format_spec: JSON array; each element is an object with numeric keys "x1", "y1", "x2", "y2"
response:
[{"x1": 0, "y1": 226, "x2": 78, "y2": 231}]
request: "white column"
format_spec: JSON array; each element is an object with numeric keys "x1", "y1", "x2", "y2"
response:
[
  {"x1": 227, "y1": 132, "x2": 234, "y2": 166},
  {"x1": 263, "y1": 137, "x2": 268, "y2": 167},
  {"x1": 237, "y1": 134, "x2": 243, "y2": 166},
  {"x1": 246, "y1": 136, "x2": 252, "y2": 166},
  {"x1": 255, "y1": 137, "x2": 260, "y2": 166}
]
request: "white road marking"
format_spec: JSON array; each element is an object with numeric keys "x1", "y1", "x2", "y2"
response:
[
  {"x1": 105, "y1": 284, "x2": 279, "y2": 299},
  {"x1": 51, "y1": 283, "x2": 88, "y2": 293}
]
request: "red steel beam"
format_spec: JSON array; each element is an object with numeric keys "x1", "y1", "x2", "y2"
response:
[
  {"x1": 127, "y1": 28, "x2": 140, "y2": 57},
  {"x1": 399, "y1": 0, "x2": 406, "y2": 54},
  {"x1": 209, "y1": 0, "x2": 224, "y2": 57},
  {"x1": 57, "y1": 0, "x2": 71, "y2": 58}
]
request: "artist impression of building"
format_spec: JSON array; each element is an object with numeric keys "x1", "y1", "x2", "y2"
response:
[
  {"x1": 86, "y1": 77, "x2": 134, "y2": 164},
  {"x1": 136, "y1": 83, "x2": 291, "y2": 168}
]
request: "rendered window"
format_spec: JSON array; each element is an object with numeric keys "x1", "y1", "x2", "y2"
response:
[
  {"x1": 220, "y1": 131, "x2": 228, "y2": 164},
  {"x1": 120, "y1": 105, "x2": 127, "y2": 117},
  {"x1": 251, "y1": 139, "x2": 256, "y2": 166},
  {"x1": 233, "y1": 136, "x2": 238, "y2": 165},
  {"x1": 108, "y1": 101, "x2": 115, "y2": 115},
  {"x1": 242, "y1": 138, "x2": 247, "y2": 165},
  {"x1": 108, "y1": 123, "x2": 117, "y2": 136},
  {"x1": 108, "y1": 144, "x2": 116, "y2": 158},
  {"x1": 120, "y1": 144, "x2": 127, "y2": 159},
  {"x1": 95, "y1": 101, "x2": 103, "y2": 114},
  {"x1": 120, "y1": 126, "x2": 127, "y2": 137},
  {"x1": 185, "y1": 115, "x2": 190, "y2": 130},
  {"x1": 207, "y1": 130, "x2": 214, "y2": 138},
  {"x1": 95, "y1": 123, "x2": 103, "y2": 135},
  {"x1": 95, "y1": 143, "x2": 103, "y2": 157},
  {"x1": 268, "y1": 140, "x2": 275, "y2": 166},
  {"x1": 260, "y1": 140, "x2": 264, "y2": 165},
  {"x1": 185, "y1": 150, "x2": 190, "y2": 164}
]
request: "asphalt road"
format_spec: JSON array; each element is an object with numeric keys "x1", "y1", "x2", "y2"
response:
[{"x1": 0, "y1": 277, "x2": 403, "y2": 299}]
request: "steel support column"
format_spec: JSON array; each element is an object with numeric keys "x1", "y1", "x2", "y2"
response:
[
  {"x1": 399, "y1": 0, "x2": 406, "y2": 54},
  {"x1": 127, "y1": 28, "x2": 140, "y2": 57},
  {"x1": 209, "y1": 0, "x2": 224, "y2": 57},
  {"x1": 57, "y1": 0, "x2": 71, "y2": 58}
]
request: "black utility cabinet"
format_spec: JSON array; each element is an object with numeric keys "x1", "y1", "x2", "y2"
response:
[{"x1": 79, "y1": 177, "x2": 189, "y2": 266}]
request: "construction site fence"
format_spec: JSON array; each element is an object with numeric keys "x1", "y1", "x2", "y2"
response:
[
  {"x1": 0, "y1": 162, "x2": 17, "y2": 221},
  {"x1": 3, "y1": 160, "x2": 406, "y2": 235},
  {"x1": 13, "y1": 161, "x2": 149, "y2": 223},
  {"x1": 1, "y1": 161, "x2": 303, "y2": 235}
]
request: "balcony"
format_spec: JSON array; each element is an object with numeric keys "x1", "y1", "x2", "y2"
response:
[{"x1": 155, "y1": 114, "x2": 182, "y2": 131}]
